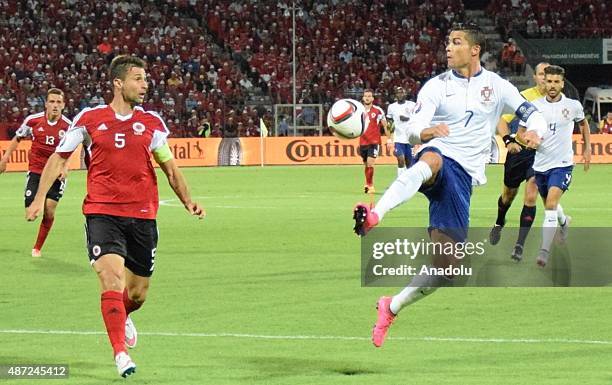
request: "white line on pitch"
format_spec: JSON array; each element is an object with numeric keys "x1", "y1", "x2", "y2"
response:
[{"x1": 1, "y1": 329, "x2": 611, "y2": 346}]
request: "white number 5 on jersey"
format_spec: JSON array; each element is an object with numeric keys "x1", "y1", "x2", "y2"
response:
[{"x1": 115, "y1": 133, "x2": 126, "y2": 148}]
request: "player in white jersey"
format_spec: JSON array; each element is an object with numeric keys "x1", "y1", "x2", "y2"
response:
[
  {"x1": 517, "y1": 65, "x2": 590, "y2": 267},
  {"x1": 386, "y1": 86, "x2": 417, "y2": 176},
  {"x1": 352, "y1": 22, "x2": 547, "y2": 347}
]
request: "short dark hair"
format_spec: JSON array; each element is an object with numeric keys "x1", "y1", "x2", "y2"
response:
[
  {"x1": 544, "y1": 65, "x2": 565, "y2": 79},
  {"x1": 450, "y1": 22, "x2": 486, "y2": 53},
  {"x1": 363, "y1": 88, "x2": 374, "y2": 96},
  {"x1": 47, "y1": 88, "x2": 64, "y2": 99},
  {"x1": 109, "y1": 55, "x2": 146, "y2": 81}
]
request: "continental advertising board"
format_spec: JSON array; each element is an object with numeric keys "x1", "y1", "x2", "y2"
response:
[{"x1": 1, "y1": 135, "x2": 610, "y2": 171}]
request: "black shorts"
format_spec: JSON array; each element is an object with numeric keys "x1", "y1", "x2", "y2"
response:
[
  {"x1": 503, "y1": 149, "x2": 535, "y2": 189},
  {"x1": 85, "y1": 214, "x2": 159, "y2": 277},
  {"x1": 24, "y1": 172, "x2": 66, "y2": 207},
  {"x1": 359, "y1": 144, "x2": 380, "y2": 163}
]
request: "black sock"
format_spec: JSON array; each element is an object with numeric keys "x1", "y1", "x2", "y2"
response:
[
  {"x1": 495, "y1": 196, "x2": 512, "y2": 227},
  {"x1": 516, "y1": 205, "x2": 536, "y2": 246}
]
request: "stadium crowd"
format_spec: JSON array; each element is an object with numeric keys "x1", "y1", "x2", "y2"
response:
[
  {"x1": 14, "y1": 0, "x2": 599, "y2": 138},
  {"x1": 488, "y1": 0, "x2": 611, "y2": 39}
]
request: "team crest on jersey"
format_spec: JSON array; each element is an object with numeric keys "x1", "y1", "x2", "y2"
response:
[
  {"x1": 132, "y1": 122, "x2": 146, "y2": 135},
  {"x1": 370, "y1": 112, "x2": 377, "y2": 118},
  {"x1": 562, "y1": 108, "x2": 570, "y2": 119},
  {"x1": 59, "y1": 130, "x2": 65, "y2": 138},
  {"x1": 481, "y1": 86, "x2": 493, "y2": 102}
]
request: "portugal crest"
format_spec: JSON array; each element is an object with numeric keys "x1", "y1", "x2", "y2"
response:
[
  {"x1": 562, "y1": 108, "x2": 570, "y2": 119},
  {"x1": 481, "y1": 86, "x2": 493, "y2": 102}
]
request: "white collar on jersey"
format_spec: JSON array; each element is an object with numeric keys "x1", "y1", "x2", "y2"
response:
[
  {"x1": 544, "y1": 94, "x2": 565, "y2": 104},
  {"x1": 115, "y1": 112, "x2": 133, "y2": 121},
  {"x1": 451, "y1": 67, "x2": 483, "y2": 80}
]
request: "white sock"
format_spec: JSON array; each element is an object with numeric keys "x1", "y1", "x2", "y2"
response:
[
  {"x1": 541, "y1": 209, "x2": 558, "y2": 252},
  {"x1": 373, "y1": 161, "x2": 433, "y2": 221},
  {"x1": 389, "y1": 273, "x2": 451, "y2": 314},
  {"x1": 390, "y1": 286, "x2": 435, "y2": 314},
  {"x1": 397, "y1": 167, "x2": 405, "y2": 177},
  {"x1": 556, "y1": 204, "x2": 567, "y2": 226}
]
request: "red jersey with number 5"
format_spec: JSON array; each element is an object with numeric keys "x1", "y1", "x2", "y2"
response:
[
  {"x1": 56, "y1": 105, "x2": 170, "y2": 219},
  {"x1": 359, "y1": 105, "x2": 386, "y2": 145},
  {"x1": 15, "y1": 112, "x2": 72, "y2": 173}
]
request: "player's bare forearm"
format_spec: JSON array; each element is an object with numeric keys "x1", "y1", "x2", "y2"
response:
[
  {"x1": 580, "y1": 120, "x2": 590, "y2": 148},
  {"x1": 26, "y1": 153, "x2": 66, "y2": 221},
  {"x1": 496, "y1": 118, "x2": 510, "y2": 136},
  {"x1": 420, "y1": 123, "x2": 449, "y2": 142},
  {"x1": 497, "y1": 120, "x2": 521, "y2": 153},
  {"x1": 382, "y1": 121, "x2": 390, "y2": 138},
  {"x1": 159, "y1": 159, "x2": 205, "y2": 218},
  {"x1": 579, "y1": 120, "x2": 591, "y2": 171}
]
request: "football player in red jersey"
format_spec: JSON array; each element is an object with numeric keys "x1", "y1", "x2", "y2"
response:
[
  {"x1": 26, "y1": 56, "x2": 205, "y2": 378},
  {"x1": 359, "y1": 89, "x2": 391, "y2": 194},
  {"x1": 0, "y1": 88, "x2": 71, "y2": 257}
]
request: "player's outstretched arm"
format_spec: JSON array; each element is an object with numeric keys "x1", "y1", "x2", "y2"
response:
[
  {"x1": 578, "y1": 119, "x2": 591, "y2": 171},
  {"x1": 0, "y1": 136, "x2": 21, "y2": 173},
  {"x1": 26, "y1": 153, "x2": 67, "y2": 221},
  {"x1": 158, "y1": 157, "x2": 205, "y2": 219}
]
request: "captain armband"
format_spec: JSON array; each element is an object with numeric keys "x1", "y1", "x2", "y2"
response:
[{"x1": 152, "y1": 143, "x2": 173, "y2": 164}]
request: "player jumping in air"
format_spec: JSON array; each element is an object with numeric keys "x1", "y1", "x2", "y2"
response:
[
  {"x1": 26, "y1": 56, "x2": 205, "y2": 377},
  {"x1": 0, "y1": 88, "x2": 71, "y2": 257},
  {"x1": 353, "y1": 23, "x2": 547, "y2": 347}
]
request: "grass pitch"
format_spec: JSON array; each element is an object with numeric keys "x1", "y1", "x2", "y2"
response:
[{"x1": 1, "y1": 164, "x2": 611, "y2": 384}]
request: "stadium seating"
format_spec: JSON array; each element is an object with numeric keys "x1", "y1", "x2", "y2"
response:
[
  {"x1": 0, "y1": 0, "x2": 466, "y2": 137},
  {"x1": 487, "y1": 0, "x2": 612, "y2": 39}
]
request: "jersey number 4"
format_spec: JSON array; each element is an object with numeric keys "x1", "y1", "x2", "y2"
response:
[
  {"x1": 549, "y1": 123, "x2": 556, "y2": 135},
  {"x1": 115, "y1": 133, "x2": 126, "y2": 148}
]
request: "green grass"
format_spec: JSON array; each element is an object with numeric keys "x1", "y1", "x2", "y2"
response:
[{"x1": 1, "y1": 164, "x2": 611, "y2": 384}]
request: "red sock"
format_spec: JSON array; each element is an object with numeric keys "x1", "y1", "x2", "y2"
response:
[
  {"x1": 101, "y1": 291, "x2": 127, "y2": 356},
  {"x1": 365, "y1": 166, "x2": 374, "y2": 186},
  {"x1": 123, "y1": 288, "x2": 142, "y2": 315},
  {"x1": 33, "y1": 216, "x2": 54, "y2": 250}
]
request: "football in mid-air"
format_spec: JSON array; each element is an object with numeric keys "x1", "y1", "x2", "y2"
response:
[{"x1": 327, "y1": 99, "x2": 366, "y2": 139}]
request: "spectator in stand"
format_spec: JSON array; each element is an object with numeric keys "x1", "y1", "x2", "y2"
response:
[
  {"x1": 97, "y1": 37, "x2": 113, "y2": 55},
  {"x1": 600, "y1": 112, "x2": 612, "y2": 134},
  {"x1": 196, "y1": 117, "x2": 212, "y2": 137},
  {"x1": 512, "y1": 49, "x2": 526, "y2": 75},
  {"x1": 90, "y1": 89, "x2": 105, "y2": 106}
]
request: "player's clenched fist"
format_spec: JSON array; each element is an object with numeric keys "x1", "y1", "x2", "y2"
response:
[
  {"x1": 521, "y1": 130, "x2": 541, "y2": 149},
  {"x1": 185, "y1": 202, "x2": 206, "y2": 219}
]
